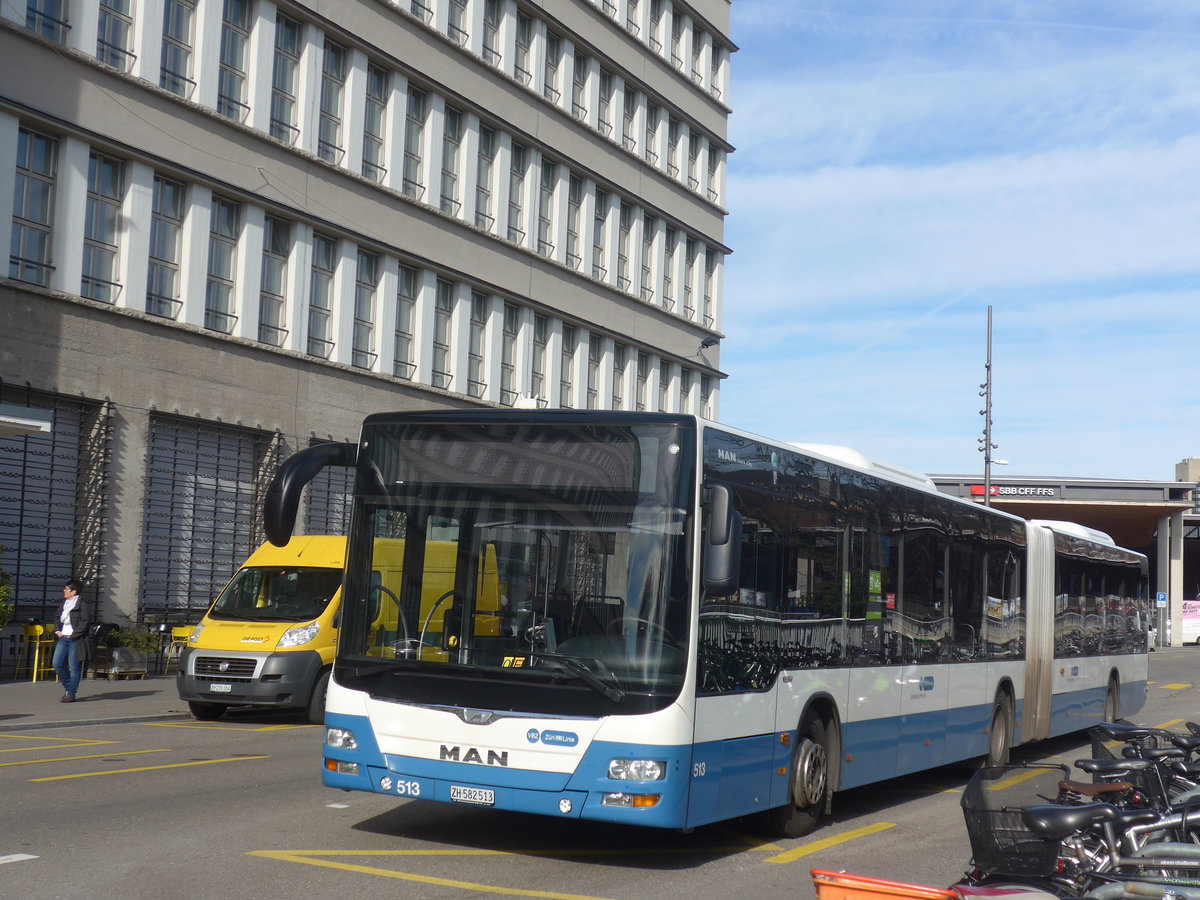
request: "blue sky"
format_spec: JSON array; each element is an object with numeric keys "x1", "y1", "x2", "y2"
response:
[{"x1": 719, "y1": 1, "x2": 1200, "y2": 481}]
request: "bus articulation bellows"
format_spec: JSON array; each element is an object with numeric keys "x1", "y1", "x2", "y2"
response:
[{"x1": 263, "y1": 411, "x2": 1149, "y2": 836}]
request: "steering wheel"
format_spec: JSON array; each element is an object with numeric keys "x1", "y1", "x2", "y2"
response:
[
  {"x1": 609, "y1": 616, "x2": 676, "y2": 646},
  {"x1": 419, "y1": 589, "x2": 459, "y2": 651},
  {"x1": 367, "y1": 583, "x2": 410, "y2": 648}
]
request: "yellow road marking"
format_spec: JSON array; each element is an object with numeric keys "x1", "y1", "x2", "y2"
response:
[
  {"x1": 985, "y1": 767, "x2": 1051, "y2": 791},
  {"x1": 250, "y1": 850, "x2": 622, "y2": 899},
  {"x1": 0, "y1": 736, "x2": 117, "y2": 751},
  {"x1": 762, "y1": 822, "x2": 896, "y2": 864},
  {"x1": 1158, "y1": 684, "x2": 1193, "y2": 691},
  {"x1": 142, "y1": 722, "x2": 316, "y2": 732},
  {"x1": 0, "y1": 749, "x2": 171, "y2": 767},
  {"x1": 1155, "y1": 719, "x2": 1185, "y2": 729},
  {"x1": 30, "y1": 755, "x2": 269, "y2": 781}
]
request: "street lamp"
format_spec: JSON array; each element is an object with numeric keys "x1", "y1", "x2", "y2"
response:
[{"x1": 978, "y1": 306, "x2": 998, "y2": 507}]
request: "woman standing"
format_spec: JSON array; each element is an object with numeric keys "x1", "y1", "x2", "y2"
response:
[{"x1": 52, "y1": 580, "x2": 90, "y2": 702}]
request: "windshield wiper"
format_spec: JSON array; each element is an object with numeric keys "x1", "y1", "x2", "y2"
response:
[{"x1": 536, "y1": 653, "x2": 625, "y2": 704}]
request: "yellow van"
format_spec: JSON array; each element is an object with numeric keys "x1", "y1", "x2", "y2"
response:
[{"x1": 176, "y1": 535, "x2": 501, "y2": 722}]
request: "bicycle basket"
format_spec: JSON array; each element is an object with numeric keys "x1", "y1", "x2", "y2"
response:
[{"x1": 961, "y1": 763, "x2": 1071, "y2": 878}]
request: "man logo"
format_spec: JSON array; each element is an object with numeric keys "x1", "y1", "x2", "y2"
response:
[{"x1": 440, "y1": 745, "x2": 510, "y2": 767}]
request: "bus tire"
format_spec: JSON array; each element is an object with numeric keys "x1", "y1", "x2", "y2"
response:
[
  {"x1": 986, "y1": 694, "x2": 1012, "y2": 767},
  {"x1": 1103, "y1": 676, "x2": 1120, "y2": 723},
  {"x1": 188, "y1": 701, "x2": 227, "y2": 721},
  {"x1": 764, "y1": 714, "x2": 830, "y2": 838},
  {"x1": 307, "y1": 669, "x2": 331, "y2": 725}
]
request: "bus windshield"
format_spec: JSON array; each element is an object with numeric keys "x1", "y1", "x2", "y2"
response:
[
  {"x1": 209, "y1": 567, "x2": 342, "y2": 622},
  {"x1": 338, "y1": 416, "x2": 695, "y2": 717}
]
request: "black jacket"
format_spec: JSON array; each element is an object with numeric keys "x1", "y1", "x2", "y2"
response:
[{"x1": 57, "y1": 598, "x2": 91, "y2": 644}]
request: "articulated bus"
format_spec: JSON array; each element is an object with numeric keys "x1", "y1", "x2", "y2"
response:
[{"x1": 263, "y1": 411, "x2": 1149, "y2": 836}]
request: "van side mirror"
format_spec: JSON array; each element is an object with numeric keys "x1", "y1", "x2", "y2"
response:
[
  {"x1": 263, "y1": 442, "x2": 357, "y2": 546},
  {"x1": 702, "y1": 484, "x2": 742, "y2": 596}
]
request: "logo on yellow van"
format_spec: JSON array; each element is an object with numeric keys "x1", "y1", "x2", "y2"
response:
[{"x1": 240, "y1": 636, "x2": 268, "y2": 643}]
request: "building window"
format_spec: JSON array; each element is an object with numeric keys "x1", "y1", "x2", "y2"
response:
[
  {"x1": 26, "y1": 0, "x2": 68, "y2": 44},
  {"x1": 394, "y1": 265, "x2": 416, "y2": 379},
  {"x1": 679, "y1": 367, "x2": 692, "y2": 412},
  {"x1": 82, "y1": 152, "x2": 125, "y2": 303},
  {"x1": 147, "y1": 175, "x2": 184, "y2": 318},
  {"x1": 537, "y1": 159, "x2": 555, "y2": 258},
  {"x1": 710, "y1": 45, "x2": 724, "y2": 100},
  {"x1": 543, "y1": 31, "x2": 562, "y2": 104},
  {"x1": 447, "y1": 0, "x2": 468, "y2": 45},
  {"x1": 500, "y1": 301, "x2": 518, "y2": 405},
  {"x1": 691, "y1": 26, "x2": 705, "y2": 85},
  {"x1": 468, "y1": 291, "x2": 487, "y2": 398},
  {"x1": 352, "y1": 250, "x2": 378, "y2": 368},
  {"x1": 598, "y1": 69, "x2": 613, "y2": 136},
  {"x1": 482, "y1": 0, "x2": 501, "y2": 66},
  {"x1": 688, "y1": 133, "x2": 701, "y2": 191},
  {"x1": 649, "y1": 0, "x2": 664, "y2": 52},
  {"x1": 531, "y1": 313, "x2": 547, "y2": 403},
  {"x1": 670, "y1": 10, "x2": 684, "y2": 71},
  {"x1": 662, "y1": 227, "x2": 675, "y2": 310},
  {"x1": 319, "y1": 40, "x2": 347, "y2": 164},
  {"x1": 475, "y1": 126, "x2": 495, "y2": 231},
  {"x1": 571, "y1": 54, "x2": 589, "y2": 120},
  {"x1": 218, "y1": 0, "x2": 251, "y2": 122},
  {"x1": 9, "y1": 128, "x2": 58, "y2": 287},
  {"x1": 644, "y1": 104, "x2": 659, "y2": 165},
  {"x1": 515, "y1": 14, "x2": 532, "y2": 85},
  {"x1": 626, "y1": 0, "x2": 641, "y2": 35},
  {"x1": 566, "y1": 174, "x2": 582, "y2": 270},
  {"x1": 440, "y1": 106, "x2": 463, "y2": 216},
  {"x1": 362, "y1": 64, "x2": 389, "y2": 182},
  {"x1": 667, "y1": 117, "x2": 681, "y2": 178},
  {"x1": 658, "y1": 359, "x2": 670, "y2": 411},
  {"x1": 611, "y1": 343, "x2": 626, "y2": 409},
  {"x1": 616, "y1": 201, "x2": 632, "y2": 291},
  {"x1": 640, "y1": 214, "x2": 655, "y2": 301},
  {"x1": 622, "y1": 89, "x2": 637, "y2": 152},
  {"x1": 507, "y1": 142, "x2": 526, "y2": 243},
  {"x1": 684, "y1": 237, "x2": 697, "y2": 319},
  {"x1": 410, "y1": 0, "x2": 432, "y2": 24},
  {"x1": 307, "y1": 234, "x2": 336, "y2": 358},
  {"x1": 259, "y1": 216, "x2": 290, "y2": 346},
  {"x1": 205, "y1": 196, "x2": 240, "y2": 333},
  {"x1": 160, "y1": 0, "x2": 196, "y2": 97},
  {"x1": 635, "y1": 351, "x2": 648, "y2": 411},
  {"x1": 403, "y1": 86, "x2": 426, "y2": 199},
  {"x1": 270, "y1": 14, "x2": 302, "y2": 144},
  {"x1": 707, "y1": 148, "x2": 721, "y2": 203},
  {"x1": 591, "y1": 188, "x2": 607, "y2": 280},
  {"x1": 700, "y1": 373, "x2": 713, "y2": 418},
  {"x1": 587, "y1": 337, "x2": 601, "y2": 409},
  {"x1": 704, "y1": 247, "x2": 717, "y2": 326},
  {"x1": 560, "y1": 324, "x2": 576, "y2": 407},
  {"x1": 97, "y1": 0, "x2": 134, "y2": 71},
  {"x1": 432, "y1": 279, "x2": 454, "y2": 390}
]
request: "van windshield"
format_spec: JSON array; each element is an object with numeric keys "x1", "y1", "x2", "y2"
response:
[{"x1": 209, "y1": 567, "x2": 342, "y2": 622}]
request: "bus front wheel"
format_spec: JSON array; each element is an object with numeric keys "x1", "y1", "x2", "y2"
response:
[
  {"x1": 763, "y1": 715, "x2": 829, "y2": 838},
  {"x1": 307, "y1": 669, "x2": 330, "y2": 724}
]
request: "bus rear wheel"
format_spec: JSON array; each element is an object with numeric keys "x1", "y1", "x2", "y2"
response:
[
  {"x1": 762, "y1": 715, "x2": 829, "y2": 838},
  {"x1": 1103, "y1": 677, "x2": 1120, "y2": 723},
  {"x1": 986, "y1": 694, "x2": 1012, "y2": 767}
]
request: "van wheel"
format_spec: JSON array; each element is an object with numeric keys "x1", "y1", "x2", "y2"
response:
[
  {"x1": 307, "y1": 670, "x2": 330, "y2": 724},
  {"x1": 760, "y1": 715, "x2": 830, "y2": 838},
  {"x1": 189, "y1": 701, "x2": 227, "y2": 721}
]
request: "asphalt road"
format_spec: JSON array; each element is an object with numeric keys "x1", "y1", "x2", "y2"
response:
[{"x1": 5, "y1": 647, "x2": 1199, "y2": 900}]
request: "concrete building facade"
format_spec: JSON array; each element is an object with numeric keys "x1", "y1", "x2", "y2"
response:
[{"x1": 0, "y1": 0, "x2": 732, "y2": 629}]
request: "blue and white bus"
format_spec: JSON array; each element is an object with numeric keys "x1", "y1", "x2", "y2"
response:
[{"x1": 263, "y1": 411, "x2": 1149, "y2": 836}]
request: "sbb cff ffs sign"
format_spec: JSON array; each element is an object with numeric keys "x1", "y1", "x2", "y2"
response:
[{"x1": 970, "y1": 485, "x2": 1057, "y2": 497}]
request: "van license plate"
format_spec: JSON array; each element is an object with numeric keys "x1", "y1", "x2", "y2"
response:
[
  {"x1": 450, "y1": 786, "x2": 495, "y2": 806},
  {"x1": 210, "y1": 683, "x2": 232, "y2": 693}
]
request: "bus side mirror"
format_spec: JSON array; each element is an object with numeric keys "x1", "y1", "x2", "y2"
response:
[
  {"x1": 263, "y1": 442, "x2": 358, "y2": 546},
  {"x1": 703, "y1": 484, "x2": 741, "y2": 596}
]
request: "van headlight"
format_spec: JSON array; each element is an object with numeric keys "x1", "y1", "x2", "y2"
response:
[
  {"x1": 279, "y1": 622, "x2": 320, "y2": 648},
  {"x1": 189, "y1": 624, "x2": 203, "y2": 643}
]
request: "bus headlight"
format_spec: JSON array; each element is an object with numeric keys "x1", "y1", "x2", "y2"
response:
[
  {"x1": 279, "y1": 622, "x2": 320, "y2": 648},
  {"x1": 325, "y1": 727, "x2": 358, "y2": 750},
  {"x1": 608, "y1": 759, "x2": 666, "y2": 781},
  {"x1": 601, "y1": 792, "x2": 661, "y2": 808}
]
